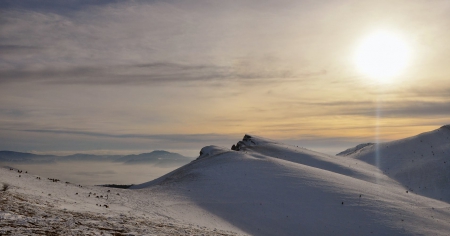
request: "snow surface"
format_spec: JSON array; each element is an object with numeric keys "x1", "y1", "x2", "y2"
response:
[
  {"x1": 338, "y1": 125, "x2": 450, "y2": 203},
  {"x1": 2, "y1": 128, "x2": 450, "y2": 235},
  {"x1": 0, "y1": 167, "x2": 243, "y2": 235},
  {"x1": 132, "y1": 133, "x2": 450, "y2": 235}
]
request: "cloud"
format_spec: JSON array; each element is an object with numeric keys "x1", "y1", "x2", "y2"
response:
[
  {"x1": 0, "y1": 108, "x2": 27, "y2": 118},
  {"x1": 1, "y1": 0, "x2": 450, "y2": 157},
  {"x1": 20, "y1": 129, "x2": 238, "y2": 143},
  {"x1": 377, "y1": 101, "x2": 450, "y2": 118},
  {"x1": 408, "y1": 85, "x2": 450, "y2": 99},
  {"x1": 0, "y1": 44, "x2": 42, "y2": 55},
  {"x1": 0, "y1": 61, "x2": 318, "y2": 85},
  {"x1": 332, "y1": 101, "x2": 450, "y2": 118},
  {"x1": 0, "y1": 63, "x2": 227, "y2": 85},
  {"x1": 0, "y1": 1, "x2": 328, "y2": 85},
  {"x1": 279, "y1": 99, "x2": 450, "y2": 118},
  {"x1": 0, "y1": 0, "x2": 126, "y2": 13}
]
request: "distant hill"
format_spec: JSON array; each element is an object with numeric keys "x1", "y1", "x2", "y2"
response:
[
  {"x1": 115, "y1": 150, "x2": 192, "y2": 166},
  {"x1": 0, "y1": 150, "x2": 191, "y2": 166},
  {"x1": 61, "y1": 153, "x2": 122, "y2": 162},
  {"x1": 0, "y1": 151, "x2": 57, "y2": 163}
]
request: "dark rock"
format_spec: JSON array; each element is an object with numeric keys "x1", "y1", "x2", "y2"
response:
[{"x1": 441, "y1": 125, "x2": 450, "y2": 130}]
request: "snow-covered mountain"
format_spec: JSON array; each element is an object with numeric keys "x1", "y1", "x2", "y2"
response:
[
  {"x1": 337, "y1": 125, "x2": 450, "y2": 203},
  {"x1": 2, "y1": 127, "x2": 450, "y2": 235},
  {"x1": 132, "y1": 133, "x2": 450, "y2": 235}
]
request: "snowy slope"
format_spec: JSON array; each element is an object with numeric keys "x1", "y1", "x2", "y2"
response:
[
  {"x1": 133, "y1": 135, "x2": 450, "y2": 236},
  {"x1": 2, "y1": 130, "x2": 450, "y2": 235},
  {"x1": 0, "y1": 166, "x2": 243, "y2": 235},
  {"x1": 338, "y1": 125, "x2": 450, "y2": 203}
]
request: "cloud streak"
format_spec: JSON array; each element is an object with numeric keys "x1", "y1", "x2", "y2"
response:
[
  {"x1": 0, "y1": 1, "x2": 329, "y2": 85},
  {"x1": 0, "y1": 63, "x2": 227, "y2": 85},
  {"x1": 0, "y1": 44, "x2": 42, "y2": 54},
  {"x1": 0, "y1": 0, "x2": 125, "y2": 12},
  {"x1": 0, "y1": 0, "x2": 450, "y2": 156},
  {"x1": 0, "y1": 62, "x2": 323, "y2": 85},
  {"x1": 321, "y1": 101, "x2": 450, "y2": 118},
  {"x1": 21, "y1": 129, "x2": 237, "y2": 143}
]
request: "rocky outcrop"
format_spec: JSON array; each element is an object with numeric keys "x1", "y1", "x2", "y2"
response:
[{"x1": 231, "y1": 135, "x2": 254, "y2": 151}]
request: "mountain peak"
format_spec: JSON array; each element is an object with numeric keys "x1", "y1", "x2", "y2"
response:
[
  {"x1": 440, "y1": 124, "x2": 450, "y2": 130},
  {"x1": 336, "y1": 143, "x2": 374, "y2": 156}
]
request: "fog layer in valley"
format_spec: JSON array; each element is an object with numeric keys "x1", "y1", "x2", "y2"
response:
[{"x1": 3, "y1": 162, "x2": 180, "y2": 185}]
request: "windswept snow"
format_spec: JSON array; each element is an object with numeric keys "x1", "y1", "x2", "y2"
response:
[
  {"x1": 2, "y1": 128, "x2": 450, "y2": 235},
  {"x1": 133, "y1": 133, "x2": 450, "y2": 235},
  {"x1": 336, "y1": 143, "x2": 374, "y2": 156},
  {"x1": 0, "y1": 167, "x2": 244, "y2": 235},
  {"x1": 340, "y1": 125, "x2": 450, "y2": 203}
]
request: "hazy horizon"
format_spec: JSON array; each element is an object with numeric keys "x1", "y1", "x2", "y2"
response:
[{"x1": 2, "y1": 161, "x2": 180, "y2": 186}]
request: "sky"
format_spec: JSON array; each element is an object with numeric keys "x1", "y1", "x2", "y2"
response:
[{"x1": 1, "y1": 0, "x2": 450, "y2": 157}]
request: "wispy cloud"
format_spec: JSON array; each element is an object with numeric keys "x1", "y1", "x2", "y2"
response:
[
  {"x1": 0, "y1": 1, "x2": 330, "y2": 85},
  {"x1": 0, "y1": 62, "x2": 322, "y2": 85},
  {"x1": 0, "y1": 0, "x2": 450, "y2": 156},
  {"x1": 21, "y1": 129, "x2": 237, "y2": 143},
  {"x1": 275, "y1": 99, "x2": 450, "y2": 118},
  {"x1": 0, "y1": 0, "x2": 125, "y2": 12},
  {"x1": 0, "y1": 63, "x2": 226, "y2": 85},
  {"x1": 0, "y1": 44, "x2": 42, "y2": 54},
  {"x1": 317, "y1": 100, "x2": 450, "y2": 118}
]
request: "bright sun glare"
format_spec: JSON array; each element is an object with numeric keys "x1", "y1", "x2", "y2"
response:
[{"x1": 354, "y1": 30, "x2": 411, "y2": 83}]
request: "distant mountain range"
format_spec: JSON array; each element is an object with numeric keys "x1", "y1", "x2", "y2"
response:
[
  {"x1": 0, "y1": 151, "x2": 58, "y2": 163},
  {"x1": 0, "y1": 150, "x2": 193, "y2": 166}
]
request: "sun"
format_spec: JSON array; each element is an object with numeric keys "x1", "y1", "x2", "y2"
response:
[{"x1": 354, "y1": 30, "x2": 411, "y2": 83}]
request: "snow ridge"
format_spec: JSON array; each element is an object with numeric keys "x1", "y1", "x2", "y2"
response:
[
  {"x1": 342, "y1": 125, "x2": 450, "y2": 203},
  {"x1": 336, "y1": 143, "x2": 374, "y2": 156},
  {"x1": 440, "y1": 124, "x2": 450, "y2": 131},
  {"x1": 132, "y1": 132, "x2": 450, "y2": 235},
  {"x1": 3, "y1": 128, "x2": 450, "y2": 236}
]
